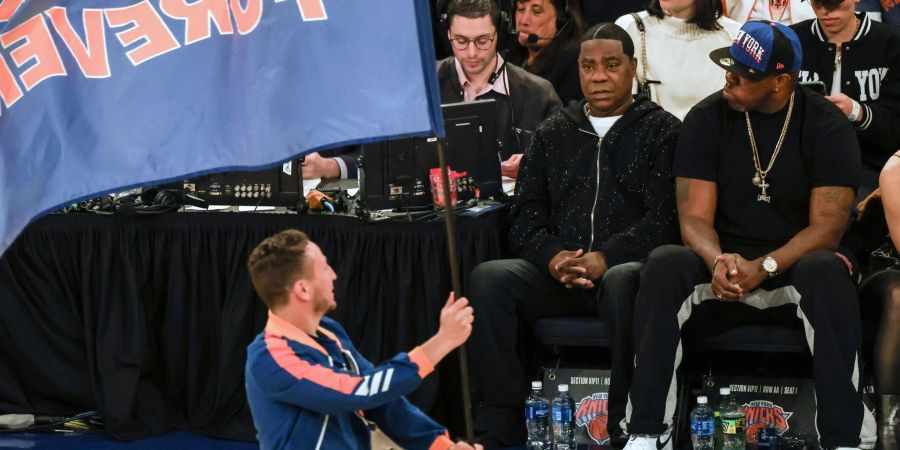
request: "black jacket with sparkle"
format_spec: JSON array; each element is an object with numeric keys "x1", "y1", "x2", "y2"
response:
[{"x1": 509, "y1": 96, "x2": 681, "y2": 274}]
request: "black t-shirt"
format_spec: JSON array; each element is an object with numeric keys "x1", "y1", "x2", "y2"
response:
[{"x1": 674, "y1": 86, "x2": 861, "y2": 258}]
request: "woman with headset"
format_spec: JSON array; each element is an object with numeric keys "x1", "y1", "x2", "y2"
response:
[
  {"x1": 614, "y1": 0, "x2": 740, "y2": 120},
  {"x1": 505, "y1": 0, "x2": 586, "y2": 104}
]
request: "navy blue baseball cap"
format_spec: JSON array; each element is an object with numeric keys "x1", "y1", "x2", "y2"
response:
[{"x1": 710, "y1": 20, "x2": 803, "y2": 80}]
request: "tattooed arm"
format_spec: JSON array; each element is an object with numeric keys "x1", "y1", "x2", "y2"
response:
[
  {"x1": 676, "y1": 177, "x2": 722, "y2": 273},
  {"x1": 768, "y1": 186, "x2": 854, "y2": 270},
  {"x1": 724, "y1": 186, "x2": 854, "y2": 295},
  {"x1": 677, "y1": 177, "x2": 751, "y2": 300}
]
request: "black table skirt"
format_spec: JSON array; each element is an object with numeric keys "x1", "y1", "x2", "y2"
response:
[{"x1": 0, "y1": 210, "x2": 508, "y2": 441}]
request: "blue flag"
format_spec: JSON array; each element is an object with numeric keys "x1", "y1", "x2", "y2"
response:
[{"x1": 0, "y1": 0, "x2": 444, "y2": 255}]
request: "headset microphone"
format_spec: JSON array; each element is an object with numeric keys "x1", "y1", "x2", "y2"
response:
[
  {"x1": 510, "y1": 30, "x2": 541, "y2": 43},
  {"x1": 511, "y1": 18, "x2": 571, "y2": 45},
  {"x1": 488, "y1": 58, "x2": 508, "y2": 85}
]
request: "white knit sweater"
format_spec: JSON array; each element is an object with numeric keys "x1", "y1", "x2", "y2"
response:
[{"x1": 615, "y1": 12, "x2": 741, "y2": 120}]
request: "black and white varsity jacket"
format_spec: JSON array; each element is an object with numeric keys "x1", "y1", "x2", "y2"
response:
[{"x1": 793, "y1": 13, "x2": 900, "y2": 172}]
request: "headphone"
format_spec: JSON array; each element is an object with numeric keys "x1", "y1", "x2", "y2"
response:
[
  {"x1": 112, "y1": 188, "x2": 205, "y2": 215},
  {"x1": 116, "y1": 188, "x2": 185, "y2": 214},
  {"x1": 498, "y1": 9, "x2": 513, "y2": 38},
  {"x1": 551, "y1": 0, "x2": 570, "y2": 32}
]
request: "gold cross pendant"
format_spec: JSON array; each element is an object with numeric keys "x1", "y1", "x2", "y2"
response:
[{"x1": 757, "y1": 180, "x2": 771, "y2": 203}]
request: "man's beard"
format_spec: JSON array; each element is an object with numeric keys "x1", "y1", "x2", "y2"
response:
[{"x1": 314, "y1": 296, "x2": 336, "y2": 313}]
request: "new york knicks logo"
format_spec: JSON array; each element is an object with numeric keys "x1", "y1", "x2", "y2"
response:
[
  {"x1": 742, "y1": 400, "x2": 793, "y2": 441},
  {"x1": 575, "y1": 393, "x2": 609, "y2": 444}
]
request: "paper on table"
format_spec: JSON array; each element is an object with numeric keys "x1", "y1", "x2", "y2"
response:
[
  {"x1": 303, "y1": 178, "x2": 321, "y2": 197},
  {"x1": 186, "y1": 205, "x2": 230, "y2": 211}
]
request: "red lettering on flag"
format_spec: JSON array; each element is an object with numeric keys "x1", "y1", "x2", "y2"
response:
[
  {"x1": 276, "y1": 0, "x2": 327, "y2": 21},
  {"x1": 0, "y1": 54, "x2": 23, "y2": 112},
  {"x1": 230, "y1": 0, "x2": 263, "y2": 35},
  {"x1": 297, "y1": 0, "x2": 327, "y2": 20},
  {"x1": 105, "y1": 0, "x2": 181, "y2": 66},
  {"x1": 0, "y1": 14, "x2": 67, "y2": 91},
  {"x1": 0, "y1": 0, "x2": 25, "y2": 22},
  {"x1": 45, "y1": 7, "x2": 111, "y2": 78},
  {"x1": 159, "y1": 0, "x2": 234, "y2": 45}
]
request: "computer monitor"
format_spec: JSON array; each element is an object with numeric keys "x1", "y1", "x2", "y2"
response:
[{"x1": 359, "y1": 99, "x2": 500, "y2": 210}]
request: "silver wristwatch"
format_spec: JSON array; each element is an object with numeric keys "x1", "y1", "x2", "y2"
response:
[{"x1": 761, "y1": 256, "x2": 779, "y2": 277}]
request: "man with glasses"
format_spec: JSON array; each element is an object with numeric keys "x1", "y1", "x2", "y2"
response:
[
  {"x1": 437, "y1": 0, "x2": 561, "y2": 179},
  {"x1": 792, "y1": 0, "x2": 900, "y2": 196}
]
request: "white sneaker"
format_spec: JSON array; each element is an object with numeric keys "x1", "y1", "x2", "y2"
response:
[{"x1": 622, "y1": 432, "x2": 673, "y2": 450}]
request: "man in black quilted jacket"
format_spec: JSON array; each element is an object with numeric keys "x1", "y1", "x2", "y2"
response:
[{"x1": 466, "y1": 22, "x2": 681, "y2": 448}]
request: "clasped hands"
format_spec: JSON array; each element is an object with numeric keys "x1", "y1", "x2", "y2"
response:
[
  {"x1": 710, "y1": 253, "x2": 768, "y2": 301},
  {"x1": 549, "y1": 249, "x2": 608, "y2": 289}
]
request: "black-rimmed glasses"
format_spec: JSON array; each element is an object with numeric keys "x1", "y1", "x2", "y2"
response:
[{"x1": 449, "y1": 33, "x2": 496, "y2": 50}]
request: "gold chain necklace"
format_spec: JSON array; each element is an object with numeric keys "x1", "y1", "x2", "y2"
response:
[{"x1": 745, "y1": 92, "x2": 795, "y2": 203}]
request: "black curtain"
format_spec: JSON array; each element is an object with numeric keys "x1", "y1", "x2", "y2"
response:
[{"x1": 0, "y1": 210, "x2": 508, "y2": 441}]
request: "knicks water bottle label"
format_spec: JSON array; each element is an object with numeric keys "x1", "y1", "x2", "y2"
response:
[
  {"x1": 552, "y1": 406, "x2": 572, "y2": 423},
  {"x1": 721, "y1": 417, "x2": 746, "y2": 434},
  {"x1": 527, "y1": 404, "x2": 549, "y2": 420},
  {"x1": 691, "y1": 419, "x2": 715, "y2": 437}
]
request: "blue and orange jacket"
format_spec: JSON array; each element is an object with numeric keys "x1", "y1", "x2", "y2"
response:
[{"x1": 245, "y1": 312, "x2": 454, "y2": 450}]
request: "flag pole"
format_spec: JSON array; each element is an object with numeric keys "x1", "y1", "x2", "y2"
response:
[{"x1": 436, "y1": 140, "x2": 475, "y2": 443}]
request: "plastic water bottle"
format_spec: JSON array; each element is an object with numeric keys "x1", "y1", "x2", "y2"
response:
[
  {"x1": 714, "y1": 387, "x2": 730, "y2": 450},
  {"x1": 551, "y1": 384, "x2": 575, "y2": 450},
  {"x1": 721, "y1": 393, "x2": 746, "y2": 450},
  {"x1": 690, "y1": 396, "x2": 715, "y2": 450},
  {"x1": 525, "y1": 381, "x2": 550, "y2": 450}
]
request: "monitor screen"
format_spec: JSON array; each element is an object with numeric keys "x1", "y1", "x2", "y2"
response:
[{"x1": 360, "y1": 99, "x2": 500, "y2": 211}]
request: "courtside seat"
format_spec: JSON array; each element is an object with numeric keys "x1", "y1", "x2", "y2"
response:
[
  {"x1": 533, "y1": 316, "x2": 609, "y2": 348},
  {"x1": 689, "y1": 324, "x2": 809, "y2": 354},
  {"x1": 532, "y1": 318, "x2": 809, "y2": 354},
  {"x1": 533, "y1": 316, "x2": 810, "y2": 450}
]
